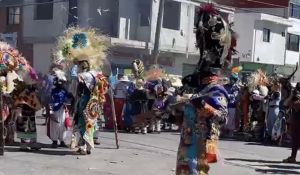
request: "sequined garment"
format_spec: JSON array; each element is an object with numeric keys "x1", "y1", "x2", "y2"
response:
[{"x1": 176, "y1": 83, "x2": 228, "y2": 175}]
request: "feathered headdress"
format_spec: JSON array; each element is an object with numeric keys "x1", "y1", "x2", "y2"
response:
[
  {"x1": 53, "y1": 27, "x2": 108, "y2": 71},
  {"x1": 145, "y1": 65, "x2": 166, "y2": 81},
  {"x1": 0, "y1": 41, "x2": 38, "y2": 84},
  {"x1": 132, "y1": 59, "x2": 144, "y2": 79},
  {"x1": 183, "y1": 3, "x2": 237, "y2": 88},
  {"x1": 247, "y1": 69, "x2": 269, "y2": 93}
]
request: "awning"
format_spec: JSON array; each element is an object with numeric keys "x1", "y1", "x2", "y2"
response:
[{"x1": 213, "y1": 0, "x2": 289, "y2": 8}]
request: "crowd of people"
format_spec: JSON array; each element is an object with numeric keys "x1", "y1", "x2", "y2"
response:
[
  {"x1": 2, "y1": 3, "x2": 300, "y2": 175},
  {"x1": 109, "y1": 73, "x2": 179, "y2": 134}
]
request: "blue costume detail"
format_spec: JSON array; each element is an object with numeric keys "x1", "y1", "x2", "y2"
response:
[
  {"x1": 224, "y1": 83, "x2": 240, "y2": 108},
  {"x1": 51, "y1": 88, "x2": 71, "y2": 111}
]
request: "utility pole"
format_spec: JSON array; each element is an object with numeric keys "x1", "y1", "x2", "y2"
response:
[{"x1": 153, "y1": 0, "x2": 165, "y2": 65}]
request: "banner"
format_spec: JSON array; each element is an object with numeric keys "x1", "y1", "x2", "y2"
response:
[{"x1": 213, "y1": 0, "x2": 289, "y2": 8}]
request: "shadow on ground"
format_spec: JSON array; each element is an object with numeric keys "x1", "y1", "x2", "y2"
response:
[
  {"x1": 5, "y1": 146, "x2": 76, "y2": 156},
  {"x1": 226, "y1": 158, "x2": 300, "y2": 174}
]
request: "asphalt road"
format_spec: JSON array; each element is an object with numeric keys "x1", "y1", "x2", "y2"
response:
[{"x1": 0, "y1": 118, "x2": 300, "y2": 175}]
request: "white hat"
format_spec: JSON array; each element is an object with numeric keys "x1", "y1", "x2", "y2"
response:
[
  {"x1": 170, "y1": 77, "x2": 182, "y2": 87},
  {"x1": 166, "y1": 87, "x2": 176, "y2": 95},
  {"x1": 252, "y1": 90, "x2": 260, "y2": 95},
  {"x1": 119, "y1": 76, "x2": 130, "y2": 82},
  {"x1": 54, "y1": 69, "x2": 67, "y2": 82}
]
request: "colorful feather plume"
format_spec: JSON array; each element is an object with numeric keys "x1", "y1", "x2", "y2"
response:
[
  {"x1": 145, "y1": 65, "x2": 166, "y2": 81},
  {"x1": 247, "y1": 69, "x2": 269, "y2": 93},
  {"x1": 132, "y1": 59, "x2": 144, "y2": 79},
  {"x1": 0, "y1": 41, "x2": 38, "y2": 84},
  {"x1": 231, "y1": 66, "x2": 243, "y2": 73},
  {"x1": 53, "y1": 27, "x2": 108, "y2": 71}
]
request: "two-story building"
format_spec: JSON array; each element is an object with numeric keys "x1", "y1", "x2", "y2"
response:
[
  {"x1": 232, "y1": 0, "x2": 300, "y2": 81},
  {"x1": 279, "y1": 0, "x2": 300, "y2": 81},
  {"x1": 22, "y1": 0, "x2": 234, "y2": 76},
  {"x1": 0, "y1": 0, "x2": 33, "y2": 64}
]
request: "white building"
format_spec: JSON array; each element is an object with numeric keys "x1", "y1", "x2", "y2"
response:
[
  {"x1": 22, "y1": 0, "x2": 234, "y2": 76},
  {"x1": 234, "y1": 7, "x2": 291, "y2": 70},
  {"x1": 234, "y1": 0, "x2": 300, "y2": 81},
  {"x1": 285, "y1": 0, "x2": 300, "y2": 65}
]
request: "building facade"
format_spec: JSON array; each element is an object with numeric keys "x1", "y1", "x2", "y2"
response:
[
  {"x1": 0, "y1": 0, "x2": 33, "y2": 64},
  {"x1": 233, "y1": 0, "x2": 300, "y2": 81},
  {"x1": 22, "y1": 0, "x2": 234, "y2": 76}
]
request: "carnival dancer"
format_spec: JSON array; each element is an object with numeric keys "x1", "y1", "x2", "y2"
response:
[
  {"x1": 41, "y1": 64, "x2": 61, "y2": 125},
  {"x1": 123, "y1": 59, "x2": 145, "y2": 132},
  {"x1": 15, "y1": 84, "x2": 42, "y2": 151},
  {"x1": 0, "y1": 41, "x2": 40, "y2": 151},
  {"x1": 162, "y1": 87, "x2": 177, "y2": 130},
  {"x1": 265, "y1": 80, "x2": 281, "y2": 141},
  {"x1": 224, "y1": 72, "x2": 240, "y2": 137},
  {"x1": 49, "y1": 70, "x2": 74, "y2": 148},
  {"x1": 130, "y1": 79, "x2": 149, "y2": 134},
  {"x1": 75, "y1": 71, "x2": 95, "y2": 154},
  {"x1": 247, "y1": 70, "x2": 269, "y2": 142},
  {"x1": 283, "y1": 82, "x2": 300, "y2": 163},
  {"x1": 52, "y1": 27, "x2": 109, "y2": 153},
  {"x1": 74, "y1": 71, "x2": 108, "y2": 155},
  {"x1": 150, "y1": 83, "x2": 166, "y2": 133},
  {"x1": 176, "y1": 3, "x2": 236, "y2": 174}
]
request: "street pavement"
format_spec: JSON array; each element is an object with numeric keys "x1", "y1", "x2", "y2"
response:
[{"x1": 1, "y1": 118, "x2": 300, "y2": 175}]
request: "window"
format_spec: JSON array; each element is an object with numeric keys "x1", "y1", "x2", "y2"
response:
[
  {"x1": 287, "y1": 33, "x2": 300, "y2": 52},
  {"x1": 290, "y1": 3, "x2": 300, "y2": 19},
  {"x1": 7, "y1": 7, "x2": 21, "y2": 25},
  {"x1": 163, "y1": 1, "x2": 181, "y2": 30},
  {"x1": 138, "y1": 0, "x2": 151, "y2": 26},
  {"x1": 263, "y1": 28, "x2": 270, "y2": 42},
  {"x1": 34, "y1": 0, "x2": 54, "y2": 20}
]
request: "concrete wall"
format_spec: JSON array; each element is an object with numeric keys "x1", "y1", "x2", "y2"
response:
[
  {"x1": 234, "y1": 13, "x2": 256, "y2": 62},
  {"x1": 151, "y1": 1, "x2": 197, "y2": 54},
  {"x1": 23, "y1": 0, "x2": 68, "y2": 40},
  {"x1": 173, "y1": 55, "x2": 198, "y2": 75},
  {"x1": 87, "y1": 0, "x2": 119, "y2": 37},
  {"x1": 33, "y1": 43, "x2": 54, "y2": 74},
  {"x1": 286, "y1": 18, "x2": 300, "y2": 65},
  {"x1": 253, "y1": 20, "x2": 286, "y2": 65},
  {"x1": 118, "y1": 0, "x2": 138, "y2": 40}
]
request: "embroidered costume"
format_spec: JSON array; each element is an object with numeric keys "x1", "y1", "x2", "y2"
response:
[
  {"x1": 52, "y1": 27, "x2": 109, "y2": 155},
  {"x1": 176, "y1": 4, "x2": 236, "y2": 174}
]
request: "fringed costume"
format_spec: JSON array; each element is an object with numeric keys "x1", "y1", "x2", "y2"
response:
[
  {"x1": 176, "y1": 4, "x2": 237, "y2": 175},
  {"x1": 130, "y1": 79, "x2": 149, "y2": 134},
  {"x1": 52, "y1": 27, "x2": 109, "y2": 155},
  {"x1": 246, "y1": 69, "x2": 269, "y2": 142},
  {"x1": 0, "y1": 41, "x2": 40, "y2": 150},
  {"x1": 48, "y1": 69, "x2": 74, "y2": 148}
]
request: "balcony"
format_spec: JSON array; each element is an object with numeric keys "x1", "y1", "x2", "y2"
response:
[{"x1": 259, "y1": 13, "x2": 293, "y2": 26}]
